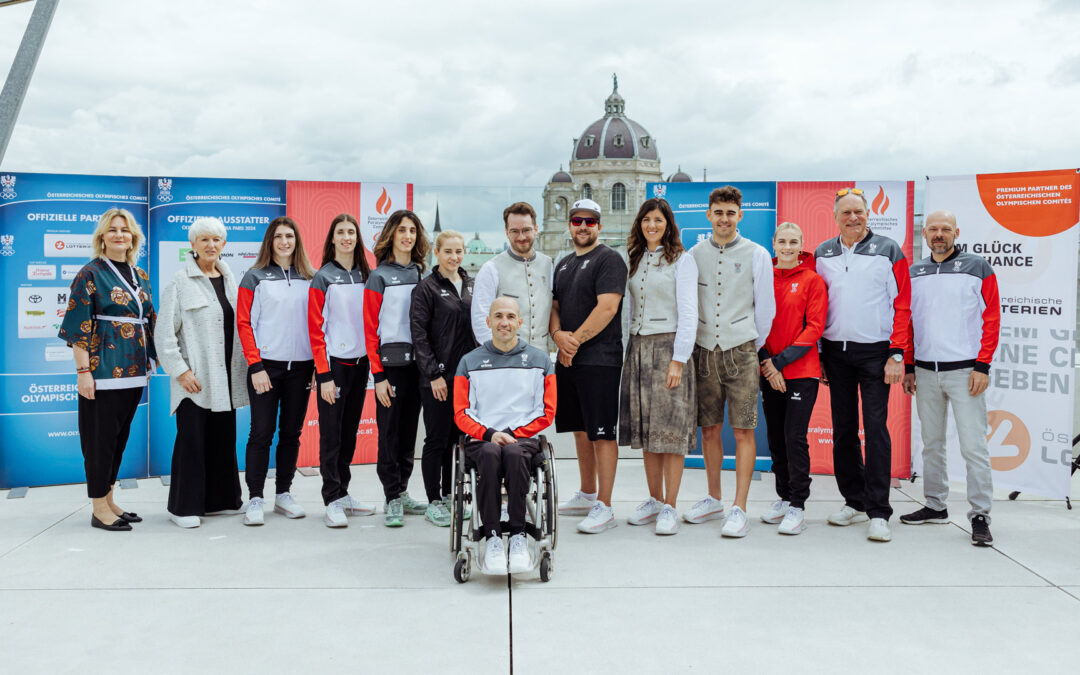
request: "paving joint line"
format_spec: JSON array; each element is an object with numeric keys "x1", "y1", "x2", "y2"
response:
[{"x1": 0, "y1": 504, "x2": 86, "y2": 562}]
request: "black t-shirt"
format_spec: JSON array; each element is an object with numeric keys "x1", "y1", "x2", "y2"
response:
[
  {"x1": 552, "y1": 244, "x2": 628, "y2": 367},
  {"x1": 209, "y1": 275, "x2": 234, "y2": 389}
]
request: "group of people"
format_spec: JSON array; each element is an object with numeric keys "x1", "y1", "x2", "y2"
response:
[{"x1": 60, "y1": 184, "x2": 1000, "y2": 565}]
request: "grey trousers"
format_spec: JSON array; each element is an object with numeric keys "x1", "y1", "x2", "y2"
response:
[{"x1": 915, "y1": 367, "x2": 993, "y2": 522}]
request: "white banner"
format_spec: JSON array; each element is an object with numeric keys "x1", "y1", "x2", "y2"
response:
[
  {"x1": 919, "y1": 169, "x2": 1078, "y2": 499},
  {"x1": 358, "y1": 183, "x2": 411, "y2": 252}
]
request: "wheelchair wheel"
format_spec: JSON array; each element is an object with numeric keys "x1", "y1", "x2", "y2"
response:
[
  {"x1": 539, "y1": 551, "x2": 553, "y2": 582},
  {"x1": 454, "y1": 554, "x2": 470, "y2": 583},
  {"x1": 541, "y1": 439, "x2": 559, "y2": 550},
  {"x1": 451, "y1": 444, "x2": 466, "y2": 553}
]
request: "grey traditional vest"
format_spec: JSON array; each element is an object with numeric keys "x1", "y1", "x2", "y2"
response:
[
  {"x1": 692, "y1": 235, "x2": 759, "y2": 351},
  {"x1": 492, "y1": 249, "x2": 553, "y2": 344},
  {"x1": 629, "y1": 248, "x2": 680, "y2": 336}
]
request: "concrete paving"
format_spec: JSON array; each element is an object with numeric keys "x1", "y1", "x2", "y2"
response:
[{"x1": 2, "y1": 436, "x2": 1078, "y2": 674}]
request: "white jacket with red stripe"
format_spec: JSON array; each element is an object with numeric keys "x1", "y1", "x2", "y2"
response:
[
  {"x1": 814, "y1": 229, "x2": 911, "y2": 354},
  {"x1": 453, "y1": 340, "x2": 556, "y2": 442},
  {"x1": 904, "y1": 249, "x2": 1000, "y2": 373}
]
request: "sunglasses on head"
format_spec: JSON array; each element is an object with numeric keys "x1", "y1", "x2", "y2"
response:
[
  {"x1": 835, "y1": 187, "x2": 864, "y2": 200},
  {"x1": 570, "y1": 216, "x2": 599, "y2": 227}
]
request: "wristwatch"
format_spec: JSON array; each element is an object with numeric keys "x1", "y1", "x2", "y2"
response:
[{"x1": 890, "y1": 354, "x2": 903, "y2": 363}]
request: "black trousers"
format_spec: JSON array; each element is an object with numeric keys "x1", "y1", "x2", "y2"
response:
[
  {"x1": 821, "y1": 340, "x2": 893, "y2": 520},
  {"x1": 420, "y1": 379, "x2": 459, "y2": 502},
  {"x1": 465, "y1": 437, "x2": 539, "y2": 538},
  {"x1": 77, "y1": 387, "x2": 143, "y2": 499},
  {"x1": 315, "y1": 358, "x2": 369, "y2": 506},
  {"x1": 244, "y1": 359, "x2": 314, "y2": 499},
  {"x1": 375, "y1": 363, "x2": 422, "y2": 502},
  {"x1": 760, "y1": 377, "x2": 818, "y2": 509},
  {"x1": 168, "y1": 398, "x2": 242, "y2": 517}
]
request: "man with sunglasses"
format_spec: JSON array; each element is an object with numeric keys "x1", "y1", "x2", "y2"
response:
[
  {"x1": 814, "y1": 187, "x2": 911, "y2": 543},
  {"x1": 471, "y1": 202, "x2": 553, "y2": 346},
  {"x1": 551, "y1": 198, "x2": 629, "y2": 533}
]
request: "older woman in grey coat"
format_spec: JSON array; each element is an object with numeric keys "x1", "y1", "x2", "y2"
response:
[{"x1": 155, "y1": 217, "x2": 249, "y2": 528}]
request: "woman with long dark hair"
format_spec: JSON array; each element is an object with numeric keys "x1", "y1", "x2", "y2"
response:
[
  {"x1": 236, "y1": 216, "x2": 316, "y2": 526},
  {"x1": 59, "y1": 208, "x2": 156, "y2": 531},
  {"x1": 308, "y1": 213, "x2": 375, "y2": 528},
  {"x1": 410, "y1": 230, "x2": 476, "y2": 527},
  {"x1": 364, "y1": 209, "x2": 430, "y2": 527},
  {"x1": 618, "y1": 198, "x2": 698, "y2": 535}
]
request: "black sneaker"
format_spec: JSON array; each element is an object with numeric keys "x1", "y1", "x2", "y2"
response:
[
  {"x1": 899, "y1": 505, "x2": 949, "y2": 524},
  {"x1": 971, "y1": 515, "x2": 993, "y2": 546}
]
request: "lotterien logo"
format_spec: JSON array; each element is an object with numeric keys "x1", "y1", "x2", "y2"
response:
[{"x1": 0, "y1": 175, "x2": 16, "y2": 200}]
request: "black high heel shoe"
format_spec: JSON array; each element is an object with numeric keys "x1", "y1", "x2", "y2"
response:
[
  {"x1": 91, "y1": 514, "x2": 133, "y2": 531},
  {"x1": 118, "y1": 511, "x2": 142, "y2": 523}
]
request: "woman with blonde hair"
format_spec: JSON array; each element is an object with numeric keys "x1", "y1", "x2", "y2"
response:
[
  {"x1": 364, "y1": 209, "x2": 429, "y2": 527},
  {"x1": 410, "y1": 229, "x2": 476, "y2": 526},
  {"x1": 59, "y1": 208, "x2": 156, "y2": 531},
  {"x1": 236, "y1": 216, "x2": 317, "y2": 525},
  {"x1": 758, "y1": 221, "x2": 828, "y2": 535},
  {"x1": 155, "y1": 217, "x2": 249, "y2": 529}
]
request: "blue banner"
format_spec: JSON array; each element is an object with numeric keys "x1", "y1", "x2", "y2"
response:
[
  {"x1": 147, "y1": 176, "x2": 286, "y2": 476},
  {"x1": 647, "y1": 181, "x2": 778, "y2": 471},
  {"x1": 0, "y1": 172, "x2": 149, "y2": 487}
]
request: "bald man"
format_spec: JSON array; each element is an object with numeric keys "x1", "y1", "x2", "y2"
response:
[
  {"x1": 901, "y1": 210, "x2": 1000, "y2": 546},
  {"x1": 454, "y1": 297, "x2": 556, "y2": 574}
]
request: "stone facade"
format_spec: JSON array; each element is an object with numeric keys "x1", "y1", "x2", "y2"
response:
[{"x1": 538, "y1": 76, "x2": 679, "y2": 262}]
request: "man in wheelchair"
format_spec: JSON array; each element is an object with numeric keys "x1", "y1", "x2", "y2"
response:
[{"x1": 454, "y1": 297, "x2": 557, "y2": 574}]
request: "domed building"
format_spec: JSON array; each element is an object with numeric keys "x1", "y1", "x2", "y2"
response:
[{"x1": 538, "y1": 75, "x2": 686, "y2": 260}]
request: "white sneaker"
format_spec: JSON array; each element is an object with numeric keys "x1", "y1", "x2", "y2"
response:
[
  {"x1": 760, "y1": 499, "x2": 791, "y2": 524},
  {"x1": 778, "y1": 506, "x2": 806, "y2": 535},
  {"x1": 507, "y1": 533, "x2": 531, "y2": 574},
  {"x1": 273, "y1": 493, "x2": 305, "y2": 519},
  {"x1": 577, "y1": 501, "x2": 617, "y2": 534},
  {"x1": 482, "y1": 536, "x2": 507, "y2": 575},
  {"x1": 324, "y1": 498, "x2": 347, "y2": 528},
  {"x1": 170, "y1": 514, "x2": 200, "y2": 529},
  {"x1": 558, "y1": 490, "x2": 597, "y2": 516},
  {"x1": 827, "y1": 505, "x2": 870, "y2": 526},
  {"x1": 682, "y1": 496, "x2": 725, "y2": 524},
  {"x1": 721, "y1": 506, "x2": 750, "y2": 538},
  {"x1": 243, "y1": 497, "x2": 264, "y2": 526},
  {"x1": 867, "y1": 517, "x2": 892, "y2": 542},
  {"x1": 341, "y1": 494, "x2": 376, "y2": 517},
  {"x1": 627, "y1": 497, "x2": 663, "y2": 525},
  {"x1": 655, "y1": 504, "x2": 679, "y2": 535}
]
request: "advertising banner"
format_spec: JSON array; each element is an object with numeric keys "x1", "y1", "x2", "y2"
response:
[
  {"x1": 646, "y1": 181, "x2": 777, "y2": 469},
  {"x1": 0, "y1": 172, "x2": 149, "y2": 488},
  {"x1": 146, "y1": 176, "x2": 286, "y2": 476},
  {"x1": 776, "y1": 181, "x2": 915, "y2": 478},
  {"x1": 922, "y1": 169, "x2": 1078, "y2": 499}
]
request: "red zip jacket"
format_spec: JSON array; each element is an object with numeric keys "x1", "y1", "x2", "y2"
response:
[{"x1": 761, "y1": 252, "x2": 828, "y2": 380}]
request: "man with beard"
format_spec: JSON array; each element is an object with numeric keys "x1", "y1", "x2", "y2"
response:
[
  {"x1": 471, "y1": 202, "x2": 553, "y2": 345},
  {"x1": 901, "y1": 210, "x2": 999, "y2": 546},
  {"x1": 550, "y1": 198, "x2": 629, "y2": 533}
]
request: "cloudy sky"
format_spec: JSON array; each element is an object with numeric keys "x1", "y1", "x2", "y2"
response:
[{"x1": 2, "y1": 0, "x2": 1079, "y2": 241}]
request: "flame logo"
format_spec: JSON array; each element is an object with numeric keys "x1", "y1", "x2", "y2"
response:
[
  {"x1": 871, "y1": 186, "x2": 890, "y2": 215},
  {"x1": 375, "y1": 187, "x2": 391, "y2": 215}
]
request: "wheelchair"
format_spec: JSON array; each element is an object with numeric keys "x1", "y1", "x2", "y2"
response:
[{"x1": 450, "y1": 434, "x2": 558, "y2": 583}]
